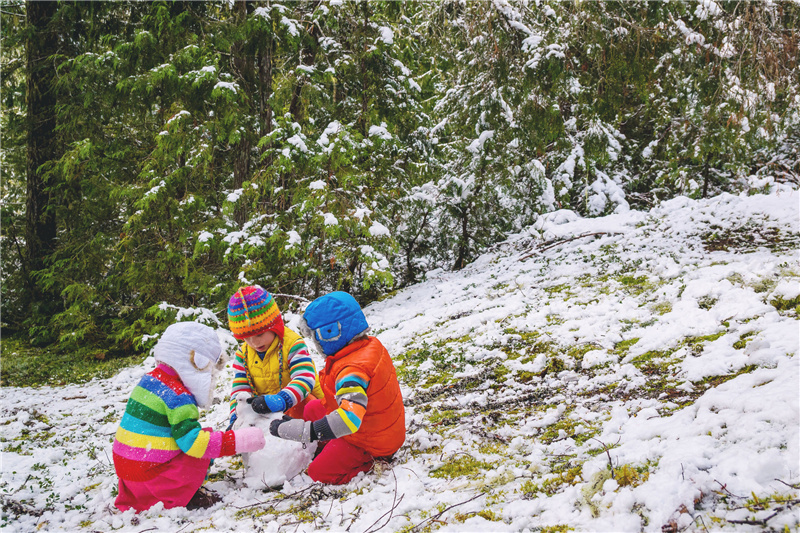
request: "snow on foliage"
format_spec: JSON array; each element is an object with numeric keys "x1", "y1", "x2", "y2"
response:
[
  {"x1": 377, "y1": 26, "x2": 394, "y2": 45},
  {"x1": 466, "y1": 130, "x2": 494, "y2": 154},
  {"x1": 368, "y1": 221, "x2": 390, "y2": 237},
  {"x1": 213, "y1": 81, "x2": 238, "y2": 94},
  {"x1": 368, "y1": 123, "x2": 392, "y2": 140}
]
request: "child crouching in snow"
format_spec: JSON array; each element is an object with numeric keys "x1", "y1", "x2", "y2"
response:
[
  {"x1": 269, "y1": 291, "x2": 406, "y2": 485},
  {"x1": 226, "y1": 286, "x2": 324, "y2": 426},
  {"x1": 112, "y1": 322, "x2": 266, "y2": 512}
]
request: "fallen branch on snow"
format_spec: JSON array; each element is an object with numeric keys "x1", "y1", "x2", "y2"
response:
[
  {"x1": 519, "y1": 232, "x2": 618, "y2": 261},
  {"x1": 409, "y1": 493, "x2": 484, "y2": 532},
  {"x1": 1, "y1": 495, "x2": 51, "y2": 517}
]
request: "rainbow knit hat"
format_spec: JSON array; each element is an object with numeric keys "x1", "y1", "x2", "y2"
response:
[{"x1": 227, "y1": 286, "x2": 285, "y2": 340}]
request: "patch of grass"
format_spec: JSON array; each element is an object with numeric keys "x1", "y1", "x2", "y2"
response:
[
  {"x1": 619, "y1": 318, "x2": 640, "y2": 332},
  {"x1": 694, "y1": 365, "x2": 758, "y2": 388},
  {"x1": 455, "y1": 508, "x2": 502, "y2": 522},
  {"x1": 726, "y1": 273, "x2": 745, "y2": 286},
  {"x1": 498, "y1": 328, "x2": 557, "y2": 364},
  {"x1": 541, "y1": 463, "x2": 583, "y2": 495},
  {"x1": 771, "y1": 294, "x2": 800, "y2": 313},
  {"x1": 430, "y1": 454, "x2": 492, "y2": 479},
  {"x1": 493, "y1": 365, "x2": 511, "y2": 382},
  {"x1": 539, "y1": 408, "x2": 599, "y2": 446},
  {"x1": 685, "y1": 331, "x2": 726, "y2": 355},
  {"x1": 477, "y1": 441, "x2": 507, "y2": 455},
  {"x1": 520, "y1": 479, "x2": 540, "y2": 499},
  {"x1": 566, "y1": 343, "x2": 599, "y2": 362},
  {"x1": 698, "y1": 295, "x2": 718, "y2": 310},
  {"x1": 540, "y1": 356, "x2": 566, "y2": 378},
  {"x1": 1, "y1": 336, "x2": 147, "y2": 387},
  {"x1": 541, "y1": 525, "x2": 575, "y2": 533},
  {"x1": 427, "y1": 409, "x2": 463, "y2": 424},
  {"x1": 650, "y1": 301, "x2": 672, "y2": 315},
  {"x1": 703, "y1": 224, "x2": 798, "y2": 254},
  {"x1": 408, "y1": 444, "x2": 443, "y2": 458},
  {"x1": 617, "y1": 275, "x2": 651, "y2": 296},
  {"x1": 234, "y1": 505, "x2": 277, "y2": 520},
  {"x1": 615, "y1": 463, "x2": 650, "y2": 487},
  {"x1": 752, "y1": 277, "x2": 777, "y2": 294},
  {"x1": 733, "y1": 331, "x2": 757, "y2": 350},
  {"x1": 613, "y1": 337, "x2": 640, "y2": 355},
  {"x1": 543, "y1": 283, "x2": 572, "y2": 296},
  {"x1": 630, "y1": 349, "x2": 673, "y2": 365}
]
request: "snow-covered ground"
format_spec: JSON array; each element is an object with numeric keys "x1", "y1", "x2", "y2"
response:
[{"x1": 2, "y1": 188, "x2": 798, "y2": 532}]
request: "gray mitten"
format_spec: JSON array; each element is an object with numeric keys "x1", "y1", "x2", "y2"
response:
[{"x1": 269, "y1": 415, "x2": 316, "y2": 444}]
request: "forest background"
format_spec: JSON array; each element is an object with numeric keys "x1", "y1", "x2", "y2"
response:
[{"x1": 1, "y1": 0, "x2": 798, "y2": 383}]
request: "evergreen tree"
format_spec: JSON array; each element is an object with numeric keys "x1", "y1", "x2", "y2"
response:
[{"x1": 2, "y1": 0, "x2": 797, "y2": 357}]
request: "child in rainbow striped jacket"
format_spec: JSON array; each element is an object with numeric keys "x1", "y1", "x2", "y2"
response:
[
  {"x1": 112, "y1": 322, "x2": 266, "y2": 512},
  {"x1": 226, "y1": 286, "x2": 324, "y2": 427}
]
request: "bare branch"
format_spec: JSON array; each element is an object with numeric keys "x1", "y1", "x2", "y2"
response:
[{"x1": 519, "y1": 232, "x2": 617, "y2": 261}]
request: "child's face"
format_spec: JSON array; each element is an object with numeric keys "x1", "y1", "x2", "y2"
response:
[{"x1": 244, "y1": 330, "x2": 277, "y2": 353}]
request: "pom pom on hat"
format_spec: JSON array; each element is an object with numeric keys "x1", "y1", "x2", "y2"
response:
[{"x1": 228, "y1": 286, "x2": 285, "y2": 340}]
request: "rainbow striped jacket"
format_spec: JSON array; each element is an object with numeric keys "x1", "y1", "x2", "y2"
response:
[{"x1": 113, "y1": 364, "x2": 237, "y2": 482}]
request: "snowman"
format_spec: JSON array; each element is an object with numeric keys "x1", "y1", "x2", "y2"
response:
[{"x1": 233, "y1": 392, "x2": 317, "y2": 489}]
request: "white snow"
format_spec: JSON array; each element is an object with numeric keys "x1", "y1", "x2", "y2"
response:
[
  {"x1": 368, "y1": 221, "x2": 390, "y2": 237},
  {"x1": 234, "y1": 396, "x2": 316, "y2": 490},
  {"x1": 368, "y1": 123, "x2": 392, "y2": 140},
  {"x1": 1, "y1": 189, "x2": 798, "y2": 532},
  {"x1": 377, "y1": 26, "x2": 394, "y2": 45}
]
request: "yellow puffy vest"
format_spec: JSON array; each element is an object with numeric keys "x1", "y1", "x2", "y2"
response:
[{"x1": 243, "y1": 327, "x2": 324, "y2": 400}]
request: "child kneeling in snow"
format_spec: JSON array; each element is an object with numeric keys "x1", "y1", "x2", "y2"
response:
[
  {"x1": 112, "y1": 322, "x2": 266, "y2": 512},
  {"x1": 269, "y1": 291, "x2": 406, "y2": 485},
  {"x1": 226, "y1": 286, "x2": 324, "y2": 426}
]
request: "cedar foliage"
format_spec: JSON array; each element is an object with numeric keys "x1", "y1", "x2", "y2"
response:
[{"x1": 1, "y1": 0, "x2": 798, "y2": 356}]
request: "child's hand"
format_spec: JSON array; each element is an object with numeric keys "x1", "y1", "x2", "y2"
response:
[
  {"x1": 269, "y1": 416, "x2": 316, "y2": 444},
  {"x1": 247, "y1": 391, "x2": 291, "y2": 414},
  {"x1": 234, "y1": 427, "x2": 266, "y2": 453}
]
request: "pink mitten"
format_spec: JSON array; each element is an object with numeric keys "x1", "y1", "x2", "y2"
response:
[{"x1": 234, "y1": 426, "x2": 266, "y2": 454}]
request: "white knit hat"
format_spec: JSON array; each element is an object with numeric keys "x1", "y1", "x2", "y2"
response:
[{"x1": 153, "y1": 322, "x2": 223, "y2": 408}]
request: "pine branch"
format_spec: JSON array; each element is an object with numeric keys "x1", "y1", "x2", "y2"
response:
[{"x1": 272, "y1": 293, "x2": 310, "y2": 304}]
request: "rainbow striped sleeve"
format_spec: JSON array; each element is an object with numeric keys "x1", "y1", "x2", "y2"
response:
[
  {"x1": 280, "y1": 338, "x2": 318, "y2": 408},
  {"x1": 312, "y1": 368, "x2": 369, "y2": 441},
  {"x1": 113, "y1": 366, "x2": 237, "y2": 482},
  {"x1": 229, "y1": 345, "x2": 253, "y2": 415}
]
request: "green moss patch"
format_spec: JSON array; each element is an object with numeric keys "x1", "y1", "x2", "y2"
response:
[
  {"x1": 430, "y1": 454, "x2": 492, "y2": 479},
  {"x1": 1, "y1": 336, "x2": 147, "y2": 387}
]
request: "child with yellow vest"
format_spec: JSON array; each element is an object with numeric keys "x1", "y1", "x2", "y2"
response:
[{"x1": 227, "y1": 286, "x2": 323, "y2": 427}]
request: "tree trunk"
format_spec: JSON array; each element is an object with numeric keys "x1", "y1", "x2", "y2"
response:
[
  {"x1": 231, "y1": 0, "x2": 252, "y2": 228},
  {"x1": 288, "y1": 1, "x2": 321, "y2": 122},
  {"x1": 358, "y1": 0, "x2": 370, "y2": 137},
  {"x1": 259, "y1": 25, "x2": 278, "y2": 210},
  {"x1": 24, "y1": 0, "x2": 59, "y2": 285}
]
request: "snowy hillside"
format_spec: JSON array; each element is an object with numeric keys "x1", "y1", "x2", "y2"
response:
[{"x1": 2, "y1": 189, "x2": 798, "y2": 532}]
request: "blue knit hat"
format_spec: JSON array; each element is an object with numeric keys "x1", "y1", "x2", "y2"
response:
[{"x1": 302, "y1": 292, "x2": 369, "y2": 356}]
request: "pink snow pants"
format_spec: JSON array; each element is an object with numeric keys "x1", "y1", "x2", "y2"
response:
[
  {"x1": 303, "y1": 399, "x2": 374, "y2": 485},
  {"x1": 114, "y1": 454, "x2": 211, "y2": 513}
]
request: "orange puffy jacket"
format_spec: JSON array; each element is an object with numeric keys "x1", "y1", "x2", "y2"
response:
[{"x1": 320, "y1": 336, "x2": 405, "y2": 457}]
